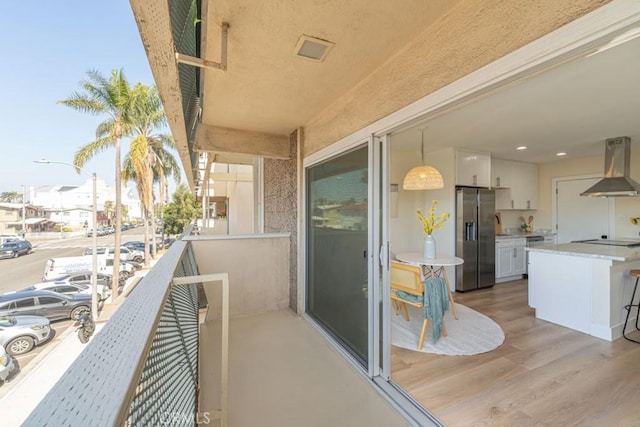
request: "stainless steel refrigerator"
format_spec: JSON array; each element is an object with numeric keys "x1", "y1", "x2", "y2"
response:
[{"x1": 455, "y1": 187, "x2": 495, "y2": 291}]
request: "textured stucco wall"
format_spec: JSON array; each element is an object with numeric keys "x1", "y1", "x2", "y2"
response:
[
  {"x1": 303, "y1": 0, "x2": 609, "y2": 156},
  {"x1": 264, "y1": 130, "x2": 299, "y2": 311}
]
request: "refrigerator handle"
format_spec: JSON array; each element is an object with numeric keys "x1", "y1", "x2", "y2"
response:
[{"x1": 465, "y1": 222, "x2": 476, "y2": 241}]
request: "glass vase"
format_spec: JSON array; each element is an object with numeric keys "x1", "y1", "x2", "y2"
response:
[{"x1": 423, "y1": 234, "x2": 436, "y2": 259}]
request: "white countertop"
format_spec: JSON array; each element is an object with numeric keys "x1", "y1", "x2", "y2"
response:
[{"x1": 526, "y1": 243, "x2": 640, "y2": 262}]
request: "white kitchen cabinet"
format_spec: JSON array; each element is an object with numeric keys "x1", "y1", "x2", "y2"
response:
[
  {"x1": 496, "y1": 239, "x2": 514, "y2": 278},
  {"x1": 512, "y1": 162, "x2": 538, "y2": 209},
  {"x1": 513, "y1": 242, "x2": 527, "y2": 275},
  {"x1": 490, "y1": 158, "x2": 513, "y2": 188},
  {"x1": 455, "y1": 149, "x2": 491, "y2": 187},
  {"x1": 493, "y1": 159, "x2": 538, "y2": 210},
  {"x1": 496, "y1": 237, "x2": 527, "y2": 281}
]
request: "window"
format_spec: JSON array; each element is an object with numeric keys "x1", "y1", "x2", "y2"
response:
[
  {"x1": 16, "y1": 298, "x2": 35, "y2": 308},
  {"x1": 52, "y1": 286, "x2": 78, "y2": 294},
  {"x1": 0, "y1": 302, "x2": 15, "y2": 310},
  {"x1": 38, "y1": 297, "x2": 62, "y2": 305}
]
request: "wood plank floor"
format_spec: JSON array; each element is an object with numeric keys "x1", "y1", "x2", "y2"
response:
[{"x1": 391, "y1": 280, "x2": 640, "y2": 426}]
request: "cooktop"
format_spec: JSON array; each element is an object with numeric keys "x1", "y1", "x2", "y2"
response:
[{"x1": 573, "y1": 239, "x2": 640, "y2": 248}]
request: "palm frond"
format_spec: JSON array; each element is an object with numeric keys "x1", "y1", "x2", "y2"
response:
[{"x1": 73, "y1": 137, "x2": 115, "y2": 170}]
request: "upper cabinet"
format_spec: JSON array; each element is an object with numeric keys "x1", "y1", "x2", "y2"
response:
[
  {"x1": 493, "y1": 158, "x2": 538, "y2": 210},
  {"x1": 455, "y1": 149, "x2": 491, "y2": 187},
  {"x1": 491, "y1": 158, "x2": 513, "y2": 188}
]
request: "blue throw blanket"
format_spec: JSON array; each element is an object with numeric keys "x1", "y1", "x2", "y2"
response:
[
  {"x1": 394, "y1": 277, "x2": 450, "y2": 343},
  {"x1": 422, "y1": 277, "x2": 450, "y2": 342}
]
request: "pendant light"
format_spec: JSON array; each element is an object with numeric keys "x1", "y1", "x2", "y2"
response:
[{"x1": 402, "y1": 129, "x2": 444, "y2": 190}]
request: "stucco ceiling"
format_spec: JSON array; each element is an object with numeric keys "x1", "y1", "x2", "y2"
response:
[
  {"x1": 200, "y1": 0, "x2": 460, "y2": 136},
  {"x1": 390, "y1": 31, "x2": 640, "y2": 164}
]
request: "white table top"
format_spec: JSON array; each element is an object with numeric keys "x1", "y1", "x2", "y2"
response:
[{"x1": 396, "y1": 252, "x2": 464, "y2": 267}]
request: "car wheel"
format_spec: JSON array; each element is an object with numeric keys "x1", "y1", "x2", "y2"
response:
[
  {"x1": 6, "y1": 336, "x2": 35, "y2": 356},
  {"x1": 133, "y1": 256, "x2": 142, "y2": 263},
  {"x1": 71, "y1": 306, "x2": 90, "y2": 320}
]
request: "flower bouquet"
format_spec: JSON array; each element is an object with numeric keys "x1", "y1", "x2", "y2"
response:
[{"x1": 416, "y1": 200, "x2": 450, "y2": 259}]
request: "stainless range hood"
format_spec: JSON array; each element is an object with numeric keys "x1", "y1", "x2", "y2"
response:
[{"x1": 580, "y1": 137, "x2": 640, "y2": 197}]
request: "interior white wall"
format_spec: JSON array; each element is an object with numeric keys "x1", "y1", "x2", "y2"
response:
[
  {"x1": 389, "y1": 144, "x2": 457, "y2": 284},
  {"x1": 208, "y1": 164, "x2": 255, "y2": 235}
]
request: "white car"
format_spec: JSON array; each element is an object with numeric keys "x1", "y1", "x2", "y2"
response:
[
  {"x1": 0, "y1": 315, "x2": 51, "y2": 356},
  {"x1": 83, "y1": 246, "x2": 144, "y2": 263}
]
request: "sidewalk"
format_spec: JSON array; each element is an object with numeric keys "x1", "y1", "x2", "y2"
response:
[{"x1": 0, "y1": 258, "x2": 158, "y2": 426}]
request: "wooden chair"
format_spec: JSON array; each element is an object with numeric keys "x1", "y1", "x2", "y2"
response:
[{"x1": 390, "y1": 261, "x2": 447, "y2": 349}]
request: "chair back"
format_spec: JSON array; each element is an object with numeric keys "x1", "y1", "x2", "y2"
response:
[{"x1": 390, "y1": 261, "x2": 423, "y2": 297}]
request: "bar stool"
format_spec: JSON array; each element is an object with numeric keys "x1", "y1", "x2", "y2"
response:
[{"x1": 623, "y1": 269, "x2": 640, "y2": 344}]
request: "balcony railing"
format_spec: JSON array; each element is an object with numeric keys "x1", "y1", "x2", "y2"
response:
[
  {"x1": 25, "y1": 225, "x2": 231, "y2": 426},
  {"x1": 25, "y1": 226, "x2": 291, "y2": 426}
]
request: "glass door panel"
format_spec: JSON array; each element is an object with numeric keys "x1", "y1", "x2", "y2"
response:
[{"x1": 306, "y1": 145, "x2": 369, "y2": 364}]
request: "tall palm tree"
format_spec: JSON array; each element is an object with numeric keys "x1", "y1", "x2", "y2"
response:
[
  {"x1": 60, "y1": 69, "x2": 135, "y2": 297},
  {"x1": 122, "y1": 84, "x2": 179, "y2": 265}
]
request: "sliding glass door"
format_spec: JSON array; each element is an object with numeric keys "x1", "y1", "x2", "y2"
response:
[{"x1": 306, "y1": 145, "x2": 370, "y2": 364}]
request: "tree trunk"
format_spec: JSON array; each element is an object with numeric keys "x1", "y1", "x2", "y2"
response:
[
  {"x1": 112, "y1": 138, "x2": 122, "y2": 300},
  {"x1": 143, "y1": 207, "x2": 150, "y2": 267}
]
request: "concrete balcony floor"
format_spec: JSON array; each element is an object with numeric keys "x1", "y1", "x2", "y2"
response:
[{"x1": 200, "y1": 309, "x2": 409, "y2": 426}]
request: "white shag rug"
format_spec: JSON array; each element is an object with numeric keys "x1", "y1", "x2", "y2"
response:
[{"x1": 391, "y1": 303, "x2": 505, "y2": 356}]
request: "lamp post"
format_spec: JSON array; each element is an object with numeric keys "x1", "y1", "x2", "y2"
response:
[
  {"x1": 21, "y1": 185, "x2": 26, "y2": 238},
  {"x1": 34, "y1": 159, "x2": 99, "y2": 319}
]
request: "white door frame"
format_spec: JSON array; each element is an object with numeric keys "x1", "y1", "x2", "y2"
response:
[{"x1": 551, "y1": 174, "x2": 616, "y2": 241}]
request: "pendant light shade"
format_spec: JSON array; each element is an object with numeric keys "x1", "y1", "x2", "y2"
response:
[
  {"x1": 402, "y1": 128, "x2": 444, "y2": 190},
  {"x1": 402, "y1": 165, "x2": 444, "y2": 190}
]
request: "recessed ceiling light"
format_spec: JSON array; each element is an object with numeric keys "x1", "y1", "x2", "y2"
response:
[
  {"x1": 294, "y1": 35, "x2": 334, "y2": 62},
  {"x1": 516, "y1": 146, "x2": 527, "y2": 150},
  {"x1": 556, "y1": 152, "x2": 567, "y2": 156}
]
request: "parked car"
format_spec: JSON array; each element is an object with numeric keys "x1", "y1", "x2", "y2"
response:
[
  {"x1": 122, "y1": 240, "x2": 154, "y2": 254},
  {"x1": 0, "y1": 290, "x2": 91, "y2": 321},
  {"x1": 11, "y1": 281, "x2": 110, "y2": 302},
  {"x1": 104, "y1": 258, "x2": 135, "y2": 279},
  {"x1": 0, "y1": 346, "x2": 15, "y2": 382},
  {"x1": 0, "y1": 240, "x2": 32, "y2": 259},
  {"x1": 83, "y1": 246, "x2": 144, "y2": 263},
  {"x1": 47, "y1": 271, "x2": 121, "y2": 287},
  {"x1": 0, "y1": 235, "x2": 19, "y2": 246},
  {"x1": 0, "y1": 315, "x2": 51, "y2": 356}
]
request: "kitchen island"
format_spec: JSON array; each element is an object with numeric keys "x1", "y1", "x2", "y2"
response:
[{"x1": 527, "y1": 242, "x2": 640, "y2": 341}]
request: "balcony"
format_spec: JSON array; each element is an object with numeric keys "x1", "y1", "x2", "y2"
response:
[{"x1": 25, "y1": 227, "x2": 408, "y2": 426}]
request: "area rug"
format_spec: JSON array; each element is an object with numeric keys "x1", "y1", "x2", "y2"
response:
[{"x1": 391, "y1": 303, "x2": 504, "y2": 356}]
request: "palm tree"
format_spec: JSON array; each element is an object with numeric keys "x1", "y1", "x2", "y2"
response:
[
  {"x1": 122, "y1": 84, "x2": 179, "y2": 265},
  {"x1": 59, "y1": 69, "x2": 135, "y2": 297}
]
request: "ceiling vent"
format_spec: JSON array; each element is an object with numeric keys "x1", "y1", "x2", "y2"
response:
[{"x1": 294, "y1": 35, "x2": 334, "y2": 62}]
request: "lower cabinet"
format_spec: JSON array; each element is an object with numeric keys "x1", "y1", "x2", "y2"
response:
[{"x1": 496, "y1": 238, "x2": 527, "y2": 281}]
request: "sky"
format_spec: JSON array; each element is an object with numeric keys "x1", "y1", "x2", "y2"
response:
[{"x1": 0, "y1": 2, "x2": 186, "y2": 198}]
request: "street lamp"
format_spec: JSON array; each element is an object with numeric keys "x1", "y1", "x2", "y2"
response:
[{"x1": 34, "y1": 159, "x2": 99, "y2": 320}]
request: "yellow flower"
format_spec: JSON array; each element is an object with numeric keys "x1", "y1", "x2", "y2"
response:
[
  {"x1": 417, "y1": 200, "x2": 450, "y2": 235},
  {"x1": 631, "y1": 217, "x2": 640, "y2": 225}
]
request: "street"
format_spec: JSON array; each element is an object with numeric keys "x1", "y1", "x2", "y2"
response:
[{"x1": 0, "y1": 228, "x2": 146, "y2": 385}]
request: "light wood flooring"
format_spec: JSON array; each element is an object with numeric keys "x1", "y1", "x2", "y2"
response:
[{"x1": 391, "y1": 279, "x2": 640, "y2": 426}]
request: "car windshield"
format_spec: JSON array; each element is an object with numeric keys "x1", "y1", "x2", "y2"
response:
[{"x1": 0, "y1": 316, "x2": 16, "y2": 327}]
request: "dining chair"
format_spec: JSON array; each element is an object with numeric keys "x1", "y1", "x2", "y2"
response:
[{"x1": 390, "y1": 261, "x2": 447, "y2": 349}]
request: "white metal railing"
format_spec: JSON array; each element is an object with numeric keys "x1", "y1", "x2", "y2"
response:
[{"x1": 173, "y1": 273, "x2": 229, "y2": 426}]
